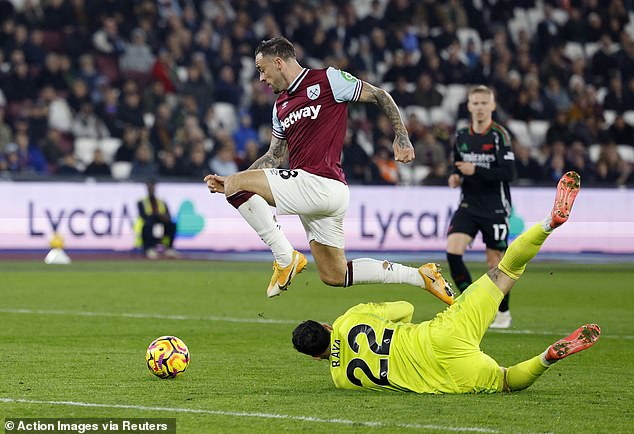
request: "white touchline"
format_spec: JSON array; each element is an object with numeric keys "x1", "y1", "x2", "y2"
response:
[
  {"x1": 0, "y1": 397, "x2": 499, "y2": 433},
  {"x1": 0, "y1": 308, "x2": 631, "y2": 340}
]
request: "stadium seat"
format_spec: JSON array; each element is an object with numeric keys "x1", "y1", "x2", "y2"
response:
[
  {"x1": 551, "y1": 8, "x2": 569, "y2": 25},
  {"x1": 74, "y1": 138, "x2": 98, "y2": 165},
  {"x1": 507, "y1": 120, "x2": 530, "y2": 145},
  {"x1": 405, "y1": 106, "x2": 430, "y2": 125},
  {"x1": 398, "y1": 164, "x2": 430, "y2": 186},
  {"x1": 429, "y1": 107, "x2": 450, "y2": 125},
  {"x1": 442, "y1": 84, "x2": 468, "y2": 120},
  {"x1": 564, "y1": 42, "x2": 585, "y2": 61},
  {"x1": 456, "y1": 118, "x2": 469, "y2": 131},
  {"x1": 617, "y1": 145, "x2": 634, "y2": 163},
  {"x1": 212, "y1": 102, "x2": 238, "y2": 132},
  {"x1": 456, "y1": 28, "x2": 482, "y2": 54},
  {"x1": 111, "y1": 161, "x2": 132, "y2": 180},
  {"x1": 596, "y1": 87, "x2": 608, "y2": 104},
  {"x1": 588, "y1": 144, "x2": 601, "y2": 162},
  {"x1": 526, "y1": 7, "x2": 544, "y2": 35},
  {"x1": 144, "y1": 113, "x2": 155, "y2": 128},
  {"x1": 584, "y1": 42, "x2": 600, "y2": 58},
  {"x1": 528, "y1": 120, "x2": 550, "y2": 148},
  {"x1": 623, "y1": 111, "x2": 634, "y2": 127},
  {"x1": 604, "y1": 110, "x2": 617, "y2": 126},
  {"x1": 99, "y1": 138, "x2": 122, "y2": 164}
]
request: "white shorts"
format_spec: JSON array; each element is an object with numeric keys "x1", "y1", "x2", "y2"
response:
[{"x1": 263, "y1": 168, "x2": 349, "y2": 249}]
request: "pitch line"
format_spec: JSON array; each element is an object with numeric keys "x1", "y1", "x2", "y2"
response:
[
  {"x1": 0, "y1": 397, "x2": 498, "y2": 433},
  {"x1": 0, "y1": 308, "x2": 632, "y2": 340}
]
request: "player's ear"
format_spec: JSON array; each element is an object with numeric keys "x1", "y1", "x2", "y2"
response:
[{"x1": 322, "y1": 323, "x2": 332, "y2": 331}]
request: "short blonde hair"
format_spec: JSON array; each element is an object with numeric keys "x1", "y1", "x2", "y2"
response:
[{"x1": 468, "y1": 85, "x2": 495, "y2": 100}]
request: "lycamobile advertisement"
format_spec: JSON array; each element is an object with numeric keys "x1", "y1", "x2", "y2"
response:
[{"x1": 0, "y1": 183, "x2": 632, "y2": 253}]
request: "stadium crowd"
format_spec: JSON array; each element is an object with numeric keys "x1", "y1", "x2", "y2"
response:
[{"x1": 0, "y1": 0, "x2": 633, "y2": 186}]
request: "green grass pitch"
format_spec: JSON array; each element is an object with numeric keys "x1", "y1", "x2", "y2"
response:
[{"x1": 1, "y1": 259, "x2": 632, "y2": 433}]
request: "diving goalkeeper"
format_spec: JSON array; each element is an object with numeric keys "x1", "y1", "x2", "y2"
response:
[{"x1": 292, "y1": 172, "x2": 601, "y2": 393}]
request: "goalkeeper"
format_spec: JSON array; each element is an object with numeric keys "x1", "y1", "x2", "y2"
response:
[{"x1": 292, "y1": 172, "x2": 601, "y2": 394}]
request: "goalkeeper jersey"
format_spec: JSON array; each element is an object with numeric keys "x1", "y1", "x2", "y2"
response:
[{"x1": 329, "y1": 302, "x2": 455, "y2": 394}]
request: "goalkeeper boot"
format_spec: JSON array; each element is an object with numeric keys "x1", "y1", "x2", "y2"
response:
[
  {"x1": 418, "y1": 263, "x2": 455, "y2": 305},
  {"x1": 545, "y1": 324, "x2": 601, "y2": 363},
  {"x1": 267, "y1": 250, "x2": 308, "y2": 298},
  {"x1": 550, "y1": 171, "x2": 581, "y2": 229}
]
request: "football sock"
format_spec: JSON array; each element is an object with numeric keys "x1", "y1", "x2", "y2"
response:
[
  {"x1": 344, "y1": 258, "x2": 422, "y2": 287},
  {"x1": 447, "y1": 253, "x2": 472, "y2": 293},
  {"x1": 505, "y1": 355, "x2": 549, "y2": 391},
  {"x1": 499, "y1": 293, "x2": 510, "y2": 312},
  {"x1": 236, "y1": 195, "x2": 294, "y2": 267},
  {"x1": 540, "y1": 215, "x2": 556, "y2": 232},
  {"x1": 498, "y1": 224, "x2": 550, "y2": 280}
]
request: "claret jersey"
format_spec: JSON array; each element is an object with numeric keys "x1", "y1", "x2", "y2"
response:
[{"x1": 271, "y1": 67, "x2": 362, "y2": 184}]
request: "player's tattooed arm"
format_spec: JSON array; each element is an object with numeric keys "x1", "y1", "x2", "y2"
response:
[
  {"x1": 358, "y1": 81, "x2": 414, "y2": 163},
  {"x1": 487, "y1": 267, "x2": 515, "y2": 294},
  {"x1": 248, "y1": 137, "x2": 288, "y2": 169}
]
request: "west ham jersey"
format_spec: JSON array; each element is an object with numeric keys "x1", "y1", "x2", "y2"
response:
[{"x1": 271, "y1": 67, "x2": 362, "y2": 184}]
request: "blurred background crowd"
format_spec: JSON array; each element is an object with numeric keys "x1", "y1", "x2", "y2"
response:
[{"x1": 0, "y1": 0, "x2": 633, "y2": 186}]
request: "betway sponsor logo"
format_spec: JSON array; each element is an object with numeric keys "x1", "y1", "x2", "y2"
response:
[
  {"x1": 461, "y1": 152, "x2": 496, "y2": 168},
  {"x1": 281, "y1": 104, "x2": 321, "y2": 130}
]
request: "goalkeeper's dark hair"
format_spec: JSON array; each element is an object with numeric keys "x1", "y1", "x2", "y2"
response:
[
  {"x1": 292, "y1": 320, "x2": 330, "y2": 357},
  {"x1": 255, "y1": 37, "x2": 296, "y2": 60}
]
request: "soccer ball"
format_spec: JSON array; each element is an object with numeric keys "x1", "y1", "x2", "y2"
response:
[{"x1": 146, "y1": 336, "x2": 190, "y2": 379}]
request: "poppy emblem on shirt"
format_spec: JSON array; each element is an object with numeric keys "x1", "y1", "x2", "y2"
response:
[
  {"x1": 307, "y1": 84, "x2": 320, "y2": 100},
  {"x1": 482, "y1": 143, "x2": 494, "y2": 151}
]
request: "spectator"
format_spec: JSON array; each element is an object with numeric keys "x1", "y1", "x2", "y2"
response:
[
  {"x1": 83, "y1": 148, "x2": 112, "y2": 177},
  {"x1": 546, "y1": 110, "x2": 574, "y2": 146},
  {"x1": 55, "y1": 153, "x2": 82, "y2": 176},
  {"x1": 6, "y1": 132, "x2": 48, "y2": 174},
  {"x1": 117, "y1": 89, "x2": 145, "y2": 129},
  {"x1": 412, "y1": 72, "x2": 443, "y2": 108},
  {"x1": 92, "y1": 15, "x2": 125, "y2": 56},
  {"x1": 594, "y1": 142, "x2": 631, "y2": 186},
  {"x1": 71, "y1": 102, "x2": 110, "y2": 139},
  {"x1": 232, "y1": 111, "x2": 258, "y2": 160},
  {"x1": 149, "y1": 102, "x2": 175, "y2": 157},
  {"x1": 119, "y1": 28, "x2": 155, "y2": 75},
  {"x1": 514, "y1": 143, "x2": 544, "y2": 184},
  {"x1": 4, "y1": 58, "x2": 36, "y2": 103},
  {"x1": 608, "y1": 113, "x2": 634, "y2": 144},
  {"x1": 209, "y1": 144, "x2": 238, "y2": 176},
  {"x1": 603, "y1": 75, "x2": 627, "y2": 111},
  {"x1": 37, "y1": 53, "x2": 68, "y2": 93},
  {"x1": 0, "y1": 106, "x2": 12, "y2": 151},
  {"x1": 96, "y1": 86, "x2": 122, "y2": 138},
  {"x1": 543, "y1": 76, "x2": 572, "y2": 113},
  {"x1": 181, "y1": 63, "x2": 214, "y2": 113},
  {"x1": 372, "y1": 147, "x2": 399, "y2": 185},
  {"x1": 114, "y1": 126, "x2": 140, "y2": 162},
  {"x1": 390, "y1": 76, "x2": 415, "y2": 107},
  {"x1": 591, "y1": 35, "x2": 619, "y2": 87},
  {"x1": 214, "y1": 65, "x2": 242, "y2": 106},
  {"x1": 130, "y1": 143, "x2": 158, "y2": 180}
]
